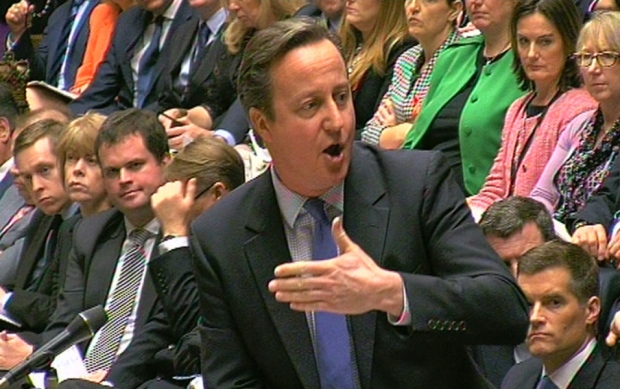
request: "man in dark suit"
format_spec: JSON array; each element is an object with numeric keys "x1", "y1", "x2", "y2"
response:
[
  {"x1": 0, "y1": 119, "x2": 74, "y2": 370},
  {"x1": 5, "y1": 0, "x2": 99, "y2": 90},
  {"x1": 501, "y1": 241, "x2": 620, "y2": 389},
  {"x1": 0, "y1": 109, "x2": 170, "y2": 382},
  {"x1": 191, "y1": 19, "x2": 528, "y2": 389},
  {"x1": 476, "y1": 197, "x2": 620, "y2": 387},
  {"x1": 69, "y1": 0, "x2": 195, "y2": 115}
]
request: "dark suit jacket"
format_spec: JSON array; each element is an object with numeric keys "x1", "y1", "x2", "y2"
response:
[
  {"x1": 150, "y1": 17, "x2": 225, "y2": 113},
  {"x1": 11, "y1": 0, "x2": 99, "y2": 87},
  {"x1": 41, "y1": 209, "x2": 159, "y2": 353},
  {"x1": 353, "y1": 38, "x2": 416, "y2": 139},
  {"x1": 501, "y1": 344, "x2": 620, "y2": 389},
  {"x1": 190, "y1": 142, "x2": 529, "y2": 388},
  {"x1": 568, "y1": 154, "x2": 620, "y2": 233},
  {"x1": 69, "y1": 1, "x2": 196, "y2": 115},
  {"x1": 106, "y1": 247, "x2": 200, "y2": 388},
  {"x1": 2, "y1": 211, "x2": 63, "y2": 333}
]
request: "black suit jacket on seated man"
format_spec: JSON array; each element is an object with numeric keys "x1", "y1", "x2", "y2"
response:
[
  {"x1": 191, "y1": 142, "x2": 529, "y2": 389},
  {"x1": 501, "y1": 344, "x2": 620, "y2": 389},
  {"x1": 69, "y1": 0, "x2": 195, "y2": 115},
  {"x1": 41, "y1": 209, "x2": 159, "y2": 360}
]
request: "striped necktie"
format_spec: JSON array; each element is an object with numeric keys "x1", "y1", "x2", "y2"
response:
[
  {"x1": 304, "y1": 198, "x2": 356, "y2": 389},
  {"x1": 136, "y1": 15, "x2": 164, "y2": 108},
  {"x1": 49, "y1": 0, "x2": 85, "y2": 86},
  {"x1": 84, "y1": 228, "x2": 151, "y2": 372}
]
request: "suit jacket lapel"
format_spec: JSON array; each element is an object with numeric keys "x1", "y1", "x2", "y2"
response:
[
  {"x1": 86, "y1": 218, "x2": 125, "y2": 305},
  {"x1": 343, "y1": 144, "x2": 389, "y2": 388},
  {"x1": 569, "y1": 345, "x2": 606, "y2": 388},
  {"x1": 244, "y1": 172, "x2": 320, "y2": 389},
  {"x1": 146, "y1": 1, "x2": 194, "y2": 101},
  {"x1": 168, "y1": 19, "x2": 198, "y2": 77},
  {"x1": 14, "y1": 214, "x2": 56, "y2": 289}
]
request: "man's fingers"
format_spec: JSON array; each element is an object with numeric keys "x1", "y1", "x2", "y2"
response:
[
  {"x1": 607, "y1": 331, "x2": 618, "y2": 347},
  {"x1": 332, "y1": 217, "x2": 355, "y2": 255}
]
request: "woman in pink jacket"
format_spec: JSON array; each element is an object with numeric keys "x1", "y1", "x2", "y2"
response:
[{"x1": 468, "y1": 0, "x2": 596, "y2": 215}]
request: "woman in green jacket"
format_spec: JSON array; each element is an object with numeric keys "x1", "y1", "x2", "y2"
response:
[{"x1": 402, "y1": 0, "x2": 527, "y2": 195}]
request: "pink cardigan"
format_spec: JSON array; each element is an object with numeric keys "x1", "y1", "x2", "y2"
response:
[{"x1": 469, "y1": 88, "x2": 596, "y2": 212}]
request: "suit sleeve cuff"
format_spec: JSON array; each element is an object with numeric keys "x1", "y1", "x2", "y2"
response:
[
  {"x1": 213, "y1": 129, "x2": 235, "y2": 146},
  {"x1": 387, "y1": 283, "x2": 411, "y2": 326},
  {"x1": 158, "y1": 236, "x2": 189, "y2": 255}
]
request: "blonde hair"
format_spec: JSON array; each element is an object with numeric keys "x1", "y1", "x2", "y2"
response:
[
  {"x1": 224, "y1": 0, "x2": 306, "y2": 54},
  {"x1": 577, "y1": 11, "x2": 620, "y2": 53},
  {"x1": 57, "y1": 112, "x2": 107, "y2": 171},
  {"x1": 340, "y1": 0, "x2": 409, "y2": 89}
]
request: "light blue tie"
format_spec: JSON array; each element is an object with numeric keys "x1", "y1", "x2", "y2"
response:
[{"x1": 304, "y1": 198, "x2": 355, "y2": 389}]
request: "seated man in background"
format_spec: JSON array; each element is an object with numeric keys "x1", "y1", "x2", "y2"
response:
[
  {"x1": 502, "y1": 241, "x2": 620, "y2": 389},
  {"x1": 0, "y1": 119, "x2": 74, "y2": 338},
  {"x1": 474, "y1": 196, "x2": 555, "y2": 387},
  {"x1": 61, "y1": 136, "x2": 245, "y2": 388}
]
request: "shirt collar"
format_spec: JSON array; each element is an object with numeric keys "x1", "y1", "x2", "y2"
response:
[
  {"x1": 123, "y1": 217, "x2": 161, "y2": 238},
  {"x1": 204, "y1": 8, "x2": 227, "y2": 35},
  {"x1": 543, "y1": 337, "x2": 597, "y2": 389},
  {"x1": 61, "y1": 203, "x2": 80, "y2": 220},
  {"x1": 271, "y1": 167, "x2": 344, "y2": 230},
  {"x1": 160, "y1": 0, "x2": 182, "y2": 21}
]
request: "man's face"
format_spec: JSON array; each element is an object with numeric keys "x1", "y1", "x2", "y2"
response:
[
  {"x1": 98, "y1": 134, "x2": 168, "y2": 225},
  {"x1": 250, "y1": 39, "x2": 355, "y2": 198},
  {"x1": 519, "y1": 267, "x2": 599, "y2": 372},
  {"x1": 15, "y1": 137, "x2": 70, "y2": 215},
  {"x1": 486, "y1": 222, "x2": 545, "y2": 277},
  {"x1": 316, "y1": 0, "x2": 345, "y2": 18}
]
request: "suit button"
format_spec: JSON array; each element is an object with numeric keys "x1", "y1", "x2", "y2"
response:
[
  {"x1": 470, "y1": 95, "x2": 478, "y2": 103},
  {"x1": 458, "y1": 321, "x2": 467, "y2": 331},
  {"x1": 427, "y1": 319, "x2": 436, "y2": 330},
  {"x1": 468, "y1": 165, "x2": 476, "y2": 174}
]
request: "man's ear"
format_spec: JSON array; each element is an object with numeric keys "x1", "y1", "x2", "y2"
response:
[
  {"x1": 249, "y1": 107, "x2": 272, "y2": 144},
  {"x1": 0, "y1": 118, "x2": 12, "y2": 144},
  {"x1": 586, "y1": 296, "x2": 601, "y2": 326},
  {"x1": 211, "y1": 182, "x2": 228, "y2": 202}
]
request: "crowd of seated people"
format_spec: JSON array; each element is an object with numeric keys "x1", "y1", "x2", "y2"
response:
[{"x1": 3, "y1": 0, "x2": 620, "y2": 388}]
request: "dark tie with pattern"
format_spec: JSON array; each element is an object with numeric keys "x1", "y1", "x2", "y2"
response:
[
  {"x1": 536, "y1": 375, "x2": 558, "y2": 389},
  {"x1": 49, "y1": 0, "x2": 85, "y2": 85},
  {"x1": 190, "y1": 22, "x2": 211, "y2": 75},
  {"x1": 84, "y1": 228, "x2": 151, "y2": 372},
  {"x1": 303, "y1": 198, "x2": 355, "y2": 389},
  {"x1": 136, "y1": 15, "x2": 164, "y2": 108}
]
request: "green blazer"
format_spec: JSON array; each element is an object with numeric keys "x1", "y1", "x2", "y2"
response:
[{"x1": 403, "y1": 35, "x2": 527, "y2": 195}]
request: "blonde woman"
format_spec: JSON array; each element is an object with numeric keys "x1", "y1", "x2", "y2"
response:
[{"x1": 341, "y1": 0, "x2": 414, "y2": 138}]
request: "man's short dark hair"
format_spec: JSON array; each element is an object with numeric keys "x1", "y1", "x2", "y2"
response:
[
  {"x1": 237, "y1": 17, "x2": 342, "y2": 120},
  {"x1": 480, "y1": 196, "x2": 555, "y2": 241},
  {"x1": 95, "y1": 108, "x2": 169, "y2": 163},
  {"x1": 0, "y1": 82, "x2": 19, "y2": 131},
  {"x1": 518, "y1": 240, "x2": 599, "y2": 304}
]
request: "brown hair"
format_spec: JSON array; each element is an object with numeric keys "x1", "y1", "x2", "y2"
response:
[{"x1": 340, "y1": 0, "x2": 409, "y2": 89}]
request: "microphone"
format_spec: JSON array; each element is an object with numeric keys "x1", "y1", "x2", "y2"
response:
[{"x1": 0, "y1": 305, "x2": 107, "y2": 389}]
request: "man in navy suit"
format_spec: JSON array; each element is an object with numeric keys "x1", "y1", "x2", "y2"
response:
[
  {"x1": 191, "y1": 18, "x2": 528, "y2": 389},
  {"x1": 5, "y1": 0, "x2": 99, "y2": 90},
  {"x1": 502, "y1": 241, "x2": 620, "y2": 389},
  {"x1": 70, "y1": 0, "x2": 196, "y2": 115}
]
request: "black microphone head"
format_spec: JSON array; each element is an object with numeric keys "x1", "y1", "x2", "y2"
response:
[{"x1": 66, "y1": 305, "x2": 108, "y2": 341}]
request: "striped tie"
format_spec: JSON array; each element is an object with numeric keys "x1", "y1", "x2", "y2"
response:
[{"x1": 84, "y1": 228, "x2": 151, "y2": 372}]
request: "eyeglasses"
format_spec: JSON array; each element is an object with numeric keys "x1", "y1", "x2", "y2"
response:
[
  {"x1": 572, "y1": 51, "x2": 620, "y2": 68},
  {"x1": 194, "y1": 182, "x2": 216, "y2": 200}
]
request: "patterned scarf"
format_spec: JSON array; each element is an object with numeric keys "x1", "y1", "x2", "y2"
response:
[{"x1": 555, "y1": 109, "x2": 620, "y2": 222}]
